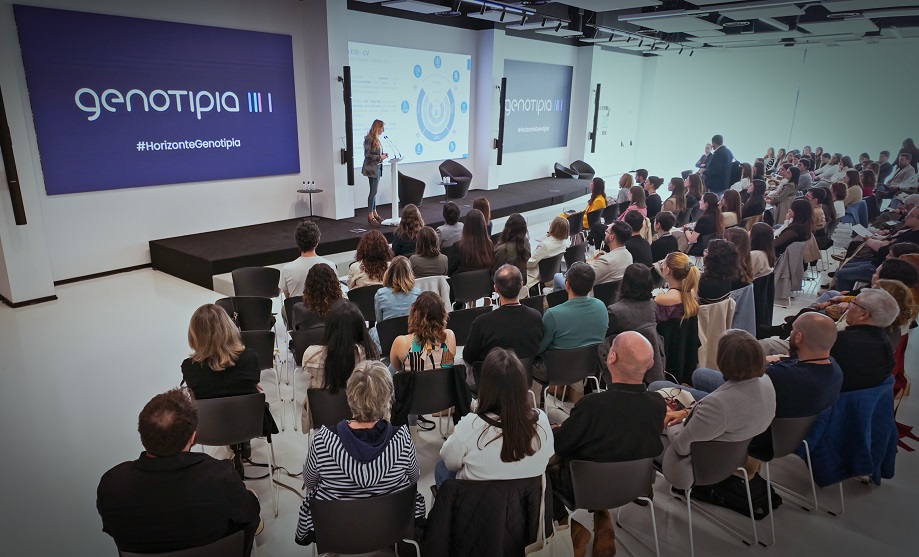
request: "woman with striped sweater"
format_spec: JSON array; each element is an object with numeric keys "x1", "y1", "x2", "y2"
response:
[{"x1": 295, "y1": 361, "x2": 425, "y2": 546}]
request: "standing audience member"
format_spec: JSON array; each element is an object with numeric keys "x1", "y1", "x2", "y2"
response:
[
  {"x1": 549, "y1": 332, "x2": 665, "y2": 557},
  {"x1": 437, "y1": 202, "x2": 464, "y2": 248},
  {"x1": 348, "y1": 230, "x2": 392, "y2": 288},
  {"x1": 704, "y1": 134, "x2": 734, "y2": 194},
  {"x1": 526, "y1": 217, "x2": 570, "y2": 291},
  {"x1": 464, "y1": 265, "x2": 544, "y2": 368},
  {"x1": 280, "y1": 220, "x2": 334, "y2": 299},
  {"x1": 295, "y1": 362, "x2": 425, "y2": 546},
  {"x1": 436, "y1": 349, "x2": 553, "y2": 487},
  {"x1": 97, "y1": 389, "x2": 261, "y2": 555},
  {"x1": 410, "y1": 226, "x2": 448, "y2": 278},
  {"x1": 493, "y1": 213, "x2": 531, "y2": 277},
  {"x1": 391, "y1": 204, "x2": 424, "y2": 257}
]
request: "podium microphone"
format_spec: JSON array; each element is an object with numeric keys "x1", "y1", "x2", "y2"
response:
[{"x1": 383, "y1": 135, "x2": 402, "y2": 159}]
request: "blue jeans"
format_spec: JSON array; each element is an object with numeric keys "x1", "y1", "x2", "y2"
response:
[
  {"x1": 834, "y1": 260, "x2": 876, "y2": 291},
  {"x1": 434, "y1": 460, "x2": 457, "y2": 488},
  {"x1": 815, "y1": 290, "x2": 840, "y2": 304},
  {"x1": 553, "y1": 272, "x2": 566, "y2": 291},
  {"x1": 368, "y1": 166, "x2": 381, "y2": 212}
]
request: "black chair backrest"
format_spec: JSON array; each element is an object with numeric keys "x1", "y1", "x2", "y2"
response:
[
  {"x1": 290, "y1": 327, "x2": 325, "y2": 365},
  {"x1": 283, "y1": 296, "x2": 300, "y2": 329},
  {"x1": 195, "y1": 393, "x2": 266, "y2": 447},
  {"x1": 407, "y1": 367, "x2": 456, "y2": 415},
  {"x1": 593, "y1": 280, "x2": 621, "y2": 306},
  {"x1": 117, "y1": 530, "x2": 245, "y2": 557},
  {"x1": 306, "y1": 389, "x2": 352, "y2": 430},
  {"x1": 569, "y1": 458, "x2": 655, "y2": 511},
  {"x1": 520, "y1": 295, "x2": 545, "y2": 315},
  {"x1": 566, "y1": 212, "x2": 584, "y2": 237},
  {"x1": 312, "y1": 485, "x2": 417, "y2": 554},
  {"x1": 377, "y1": 315, "x2": 410, "y2": 359},
  {"x1": 585, "y1": 208, "x2": 603, "y2": 228},
  {"x1": 448, "y1": 305, "x2": 492, "y2": 347},
  {"x1": 231, "y1": 267, "x2": 280, "y2": 298},
  {"x1": 347, "y1": 284, "x2": 384, "y2": 324},
  {"x1": 689, "y1": 439, "x2": 753, "y2": 486},
  {"x1": 450, "y1": 269, "x2": 492, "y2": 305},
  {"x1": 769, "y1": 415, "x2": 818, "y2": 460},
  {"x1": 677, "y1": 207, "x2": 694, "y2": 227},
  {"x1": 537, "y1": 253, "x2": 563, "y2": 283},
  {"x1": 546, "y1": 289, "x2": 567, "y2": 308},
  {"x1": 619, "y1": 200, "x2": 631, "y2": 214},
  {"x1": 440, "y1": 159, "x2": 472, "y2": 179},
  {"x1": 398, "y1": 171, "x2": 426, "y2": 207},
  {"x1": 239, "y1": 330, "x2": 275, "y2": 370},
  {"x1": 541, "y1": 344, "x2": 600, "y2": 387},
  {"x1": 601, "y1": 204, "x2": 619, "y2": 223},
  {"x1": 865, "y1": 195, "x2": 880, "y2": 220},
  {"x1": 563, "y1": 242, "x2": 588, "y2": 270},
  {"x1": 689, "y1": 206, "x2": 703, "y2": 223},
  {"x1": 215, "y1": 296, "x2": 272, "y2": 331}
]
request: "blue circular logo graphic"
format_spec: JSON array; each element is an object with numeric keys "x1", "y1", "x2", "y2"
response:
[
  {"x1": 449, "y1": 141, "x2": 456, "y2": 153},
  {"x1": 433, "y1": 56, "x2": 442, "y2": 69},
  {"x1": 414, "y1": 143, "x2": 424, "y2": 155},
  {"x1": 460, "y1": 101, "x2": 468, "y2": 114},
  {"x1": 401, "y1": 100, "x2": 410, "y2": 113},
  {"x1": 413, "y1": 65, "x2": 422, "y2": 78},
  {"x1": 452, "y1": 70, "x2": 460, "y2": 83},
  {"x1": 416, "y1": 75, "x2": 456, "y2": 143}
]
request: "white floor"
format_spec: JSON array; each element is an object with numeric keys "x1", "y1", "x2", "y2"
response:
[{"x1": 1, "y1": 222, "x2": 917, "y2": 556}]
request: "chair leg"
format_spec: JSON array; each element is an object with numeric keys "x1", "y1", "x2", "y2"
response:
[
  {"x1": 686, "y1": 487, "x2": 695, "y2": 557},
  {"x1": 738, "y1": 468, "x2": 759, "y2": 546},
  {"x1": 528, "y1": 390, "x2": 537, "y2": 409},
  {"x1": 763, "y1": 462, "x2": 775, "y2": 546},
  {"x1": 771, "y1": 441, "x2": 819, "y2": 511},
  {"x1": 397, "y1": 539, "x2": 421, "y2": 557},
  {"x1": 292, "y1": 365, "x2": 300, "y2": 432},
  {"x1": 267, "y1": 440, "x2": 279, "y2": 517}
]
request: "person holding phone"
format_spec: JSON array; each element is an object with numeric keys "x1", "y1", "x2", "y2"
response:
[{"x1": 362, "y1": 119, "x2": 388, "y2": 225}]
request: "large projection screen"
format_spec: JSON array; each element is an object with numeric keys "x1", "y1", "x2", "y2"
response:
[
  {"x1": 13, "y1": 5, "x2": 300, "y2": 195},
  {"x1": 348, "y1": 42, "x2": 471, "y2": 165},
  {"x1": 503, "y1": 60, "x2": 573, "y2": 153}
]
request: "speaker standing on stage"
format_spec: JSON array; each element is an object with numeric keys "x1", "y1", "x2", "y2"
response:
[{"x1": 362, "y1": 120, "x2": 388, "y2": 225}]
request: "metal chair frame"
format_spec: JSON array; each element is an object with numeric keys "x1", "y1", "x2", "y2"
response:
[{"x1": 239, "y1": 330, "x2": 284, "y2": 430}]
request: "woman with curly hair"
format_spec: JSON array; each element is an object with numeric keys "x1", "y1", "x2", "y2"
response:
[
  {"x1": 448, "y1": 209, "x2": 494, "y2": 276},
  {"x1": 391, "y1": 204, "x2": 424, "y2": 257},
  {"x1": 699, "y1": 239, "x2": 739, "y2": 304},
  {"x1": 390, "y1": 291, "x2": 456, "y2": 372},
  {"x1": 294, "y1": 263, "x2": 343, "y2": 331},
  {"x1": 300, "y1": 299, "x2": 379, "y2": 430},
  {"x1": 348, "y1": 230, "x2": 392, "y2": 289},
  {"x1": 493, "y1": 213, "x2": 531, "y2": 277},
  {"x1": 410, "y1": 226, "x2": 448, "y2": 278}
]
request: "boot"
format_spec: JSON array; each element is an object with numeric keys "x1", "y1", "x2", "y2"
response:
[
  {"x1": 570, "y1": 520, "x2": 591, "y2": 557},
  {"x1": 592, "y1": 509, "x2": 616, "y2": 557}
]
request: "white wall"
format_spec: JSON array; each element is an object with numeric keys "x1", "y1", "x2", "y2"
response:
[{"x1": 633, "y1": 41, "x2": 919, "y2": 182}]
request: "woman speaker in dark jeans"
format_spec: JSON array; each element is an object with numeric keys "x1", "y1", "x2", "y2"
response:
[{"x1": 361, "y1": 119, "x2": 388, "y2": 225}]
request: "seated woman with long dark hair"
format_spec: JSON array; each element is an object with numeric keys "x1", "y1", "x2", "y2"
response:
[
  {"x1": 410, "y1": 226, "x2": 448, "y2": 278},
  {"x1": 742, "y1": 179, "x2": 767, "y2": 223},
  {"x1": 295, "y1": 361, "x2": 425, "y2": 546},
  {"x1": 494, "y1": 213, "x2": 531, "y2": 278},
  {"x1": 699, "y1": 239, "x2": 739, "y2": 304},
  {"x1": 774, "y1": 198, "x2": 814, "y2": 258},
  {"x1": 391, "y1": 204, "x2": 424, "y2": 257},
  {"x1": 685, "y1": 192, "x2": 723, "y2": 256},
  {"x1": 448, "y1": 208, "x2": 494, "y2": 276},
  {"x1": 435, "y1": 348, "x2": 553, "y2": 486},
  {"x1": 301, "y1": 299, "x2": 379, "y2": 430}
]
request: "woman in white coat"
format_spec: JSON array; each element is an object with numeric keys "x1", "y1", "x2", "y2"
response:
[{"x1": 525, "y1": 216, "x2": 570, "y2": 291}]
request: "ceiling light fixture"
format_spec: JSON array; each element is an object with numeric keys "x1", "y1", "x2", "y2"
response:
[
  {"x1": 520, "y1": 14, "x2": 527, "y2": 26},
  {"x1": 626, "y1": 36, "x2": 632, "y2": 43},
  {"x1": 608, "y1": 34, "x2": 614, "y2": 42},
  {"x1": 638, "y1": 39, "x2": 643, "y2": 47},
  {"x1": 665, "y1": 43, "x2": 670, "y2": 50},
  {"x1": 541, "y1": 17, "x2": 547, "y2": 27},
  {"x1": 689, "y1": 49, "x2": 694, "y2": 56},
  {"x1": 555, "y1": 20, "x2": 562, "y2": 32},
  {"x1": 679, "y1": 47, "x2": 684, "y2": 54}
]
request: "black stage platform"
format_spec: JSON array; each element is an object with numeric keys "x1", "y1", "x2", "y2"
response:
[{"x1": 150, "y1": 177, "x2": 588, "y2": 289}]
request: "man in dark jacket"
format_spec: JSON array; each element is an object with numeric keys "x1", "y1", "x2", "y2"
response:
[
  {"x1": 705, "y1": 134, "x2": 734, "y2": 194},
  {"x1": 831, "y1": 289, "x2": 899, "y2": 391},
  {"x1": 549, "y1": 332, "x2": 666, "y2": 557},
  {"x1": 97, "y1": 389, "x2": 261, "y2": 555}
]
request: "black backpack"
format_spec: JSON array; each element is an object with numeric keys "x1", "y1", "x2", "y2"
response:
[
  {"x1": 730, "y1": 160, "x2": 743, "y2": 185},
  {"x1": 691, "y1": 473, "x2": 782, "y2": 520}
]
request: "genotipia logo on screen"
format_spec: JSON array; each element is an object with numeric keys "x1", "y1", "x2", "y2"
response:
[
  {"x1": 74, "y1": 88, "x2": 276, "y2": 121},
  {"x1": 504, "y1": 97, "x2": 566, "y2": 117}
]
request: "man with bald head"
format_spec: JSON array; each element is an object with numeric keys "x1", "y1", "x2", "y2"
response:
[{"x1": 548, "y1": 332, "x2": 666, "y2": 556}]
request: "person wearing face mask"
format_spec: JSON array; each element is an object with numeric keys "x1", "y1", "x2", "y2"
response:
[{"x1": 361, "y1": 119, "x2": 389, "y2": 225}]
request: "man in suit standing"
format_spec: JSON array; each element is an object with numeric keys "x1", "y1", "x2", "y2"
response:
[{"x1": 705, "y1": 134, "x2": 734, "y2": 195}]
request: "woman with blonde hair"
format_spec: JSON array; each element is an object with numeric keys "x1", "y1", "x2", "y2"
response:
[
  {"x1": 764, "y1": 147, "x2": 776, "y2": 172},
  {"x1": 391, "y1": 204, "x2": 425, "y2": 257},
  {"x1": 373, "y1": 256, "x2": 420, "y2": 324},
  {"x1": 654, "y1": 252, "x2": 700, "y2": 322},
  {"x1": 295, "y1": 360, "x2": 426, "y2": 546},
  {"x1": 615, "y1": 173, "x2": 634, "y2": 204},
  {"x1": 348, "y1": 230, "x2": 392, "y2": 288},
  {"x1": 361, "y1": 119, "x2": 388, "y2": 225},
  {"x1": 526, "y1": 216, "x2": 570, "y2": 290},
  {"x1": 390, "y1": 291, "x2": 456, "y2": 372},
  {"x1": 618, "y1": 185, "x2": 647, "y2": 220},
  {"x1": 874, "y1": 279, "x2": 918, "y2": 341}
]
